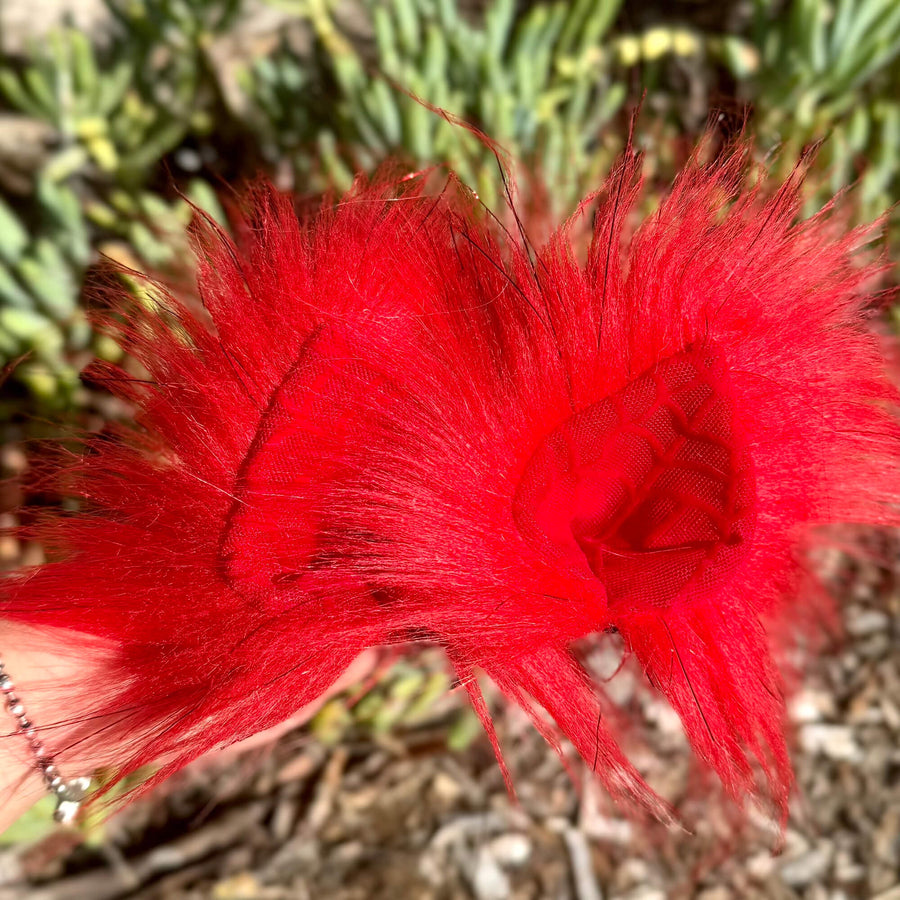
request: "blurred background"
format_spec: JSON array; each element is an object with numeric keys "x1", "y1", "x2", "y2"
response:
[{"x1": 0, "y1": 1, "x2": 898, "y2": 898}]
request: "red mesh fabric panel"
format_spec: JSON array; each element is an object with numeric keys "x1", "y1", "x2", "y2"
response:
[{"x1": 514, "y1": 348, "x2": 755, "y2": 611}]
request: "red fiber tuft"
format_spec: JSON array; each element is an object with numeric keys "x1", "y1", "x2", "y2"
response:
[{"x1": 3, "y1": 143, "x2": 898, "y2": 825}]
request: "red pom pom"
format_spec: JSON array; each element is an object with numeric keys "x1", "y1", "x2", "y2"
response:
[{"x1": 4, "y1": 144, "x2": 898, "y2": 824}]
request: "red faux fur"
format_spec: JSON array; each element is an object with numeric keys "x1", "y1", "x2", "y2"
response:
[{"x1": 3, "y1": 143, "x2": 898, "y2": 824}]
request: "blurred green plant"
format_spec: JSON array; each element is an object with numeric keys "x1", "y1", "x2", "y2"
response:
[
  {"x1": 311, "y1": 659, "x2": 458, "y2": 744},
  {"x1": 723, "y1": 0, "x2": 900, "y2": 220},
  {"x1": 0, "y1": 6, "x2": 233, "y2": 407},
  {"x1": 247, "y1": 0, "x2": 630, "y2": 208},
  {"x1": 104, "y1": 0, "x2": 244, "y2": 169},
  {"x1": 0, "y1": 177, "x2": 90, "y2": 406}
]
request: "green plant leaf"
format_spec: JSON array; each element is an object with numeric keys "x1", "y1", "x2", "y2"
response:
[{"x1": 0, "y1": 198, "x2": 28, "y2": 265}]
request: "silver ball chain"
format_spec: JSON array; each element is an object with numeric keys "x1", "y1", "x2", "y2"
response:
[{"x1": 0, "y1": 653, "x2": 91, "y2": 824}]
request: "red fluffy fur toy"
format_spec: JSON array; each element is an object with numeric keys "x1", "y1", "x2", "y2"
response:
[{"x1": 3, "y1": 141, "x2": 898, "y2": 825}]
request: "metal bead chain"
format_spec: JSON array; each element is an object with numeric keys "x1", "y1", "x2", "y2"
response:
[{"x1": 0, "y1": 654, "x2": 91, "y2": 824}]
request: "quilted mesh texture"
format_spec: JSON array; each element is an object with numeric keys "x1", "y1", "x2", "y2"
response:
[{"x1": 513, "y1": 348, "x2": 756, "y2": 611}]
